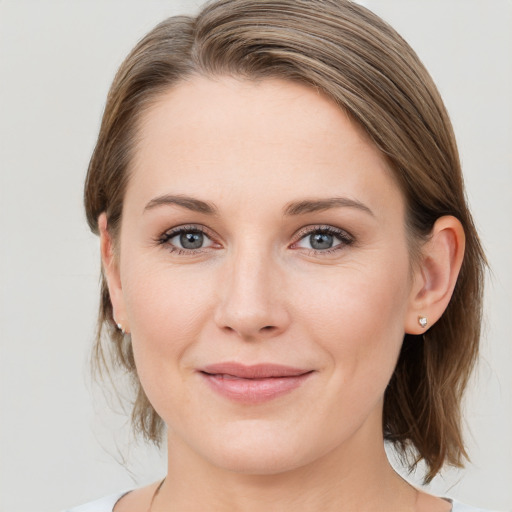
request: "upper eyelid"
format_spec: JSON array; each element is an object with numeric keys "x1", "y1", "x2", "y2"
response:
[
  {"x1": 293, "y1": 224, "x2": 353, "y2": 240},
  {"x1": 161, "y1": 224, "x2": 213, "y2": 238},
  {"x1": 157, "y1": 224, "x2": 353, "y2": 248},
  {"x1": 157, "y1": 225, "x2": 218, "y2": 253},
  {"x1": 160, "y1": 223, "x2": 350, "y2": 235},
  {"x1": 290, "y1": 226, "x2": 355, "y2": 254}
]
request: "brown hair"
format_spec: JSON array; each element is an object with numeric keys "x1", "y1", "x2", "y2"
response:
[{"x1": 84, "y1": 0, "x2": 486, "y2": 483}]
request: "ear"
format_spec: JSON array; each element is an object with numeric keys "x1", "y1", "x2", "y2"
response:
[
  {"x1": 405, "y1": 215, "x2": 465, "y2": 334},
  {"x1": 98, "y1": 213, "x2": 129, "y2": 334}
]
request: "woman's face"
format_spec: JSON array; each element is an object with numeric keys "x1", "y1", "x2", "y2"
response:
[{"x1": 107, "y1": 76, "x2": 423, "y2": 474}]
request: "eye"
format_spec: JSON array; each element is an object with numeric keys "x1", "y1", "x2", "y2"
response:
[
  {"x1": 158, "y1": 226, "x2": 216, "y2": 253},
  {"x1": 293, "y1": 225, "x2": 353, "y2": 253}
]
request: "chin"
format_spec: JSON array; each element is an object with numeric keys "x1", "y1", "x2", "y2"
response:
[
  {"x1": 209, "y1": 447, "x2": 309, "y2": 476},
  {"x1": 195, "y1": 422, "x2": 328, "y2": 476}
]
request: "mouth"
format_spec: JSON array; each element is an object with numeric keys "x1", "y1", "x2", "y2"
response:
[{"x1": 198, "y1": 362, "x2": 314, "y2": 403}]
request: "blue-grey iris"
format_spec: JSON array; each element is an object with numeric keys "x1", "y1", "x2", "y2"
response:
[
  {"x1": 310, "y1": 233, "x2": 333, "y2": 250},
  {"x1": 180, "y1": 231, "x2": 204, "y2": 249}
]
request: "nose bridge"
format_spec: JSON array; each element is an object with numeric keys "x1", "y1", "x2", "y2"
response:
[{"x1": 215, "y1": 240, "x2": 288, "y2": 338}]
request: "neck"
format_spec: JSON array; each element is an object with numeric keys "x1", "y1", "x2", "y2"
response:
[{"x1": 154, "y1": 417, "x2": 417, "y2": 512}]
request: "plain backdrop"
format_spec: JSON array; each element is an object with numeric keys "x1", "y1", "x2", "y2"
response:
[{"x1": 0, "y1": 1, "x2": 511, "y2": 511}]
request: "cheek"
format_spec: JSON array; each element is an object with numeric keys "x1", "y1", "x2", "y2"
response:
[
  {"x1": 288, "y1": 259, "x2": 411, "y2": 444},
  {"x1": 298, "y1": 255, "x2": 411, "y2": 381},
  {"x1": 120, "y1": 261, "x2": 214, "y2": 387}
]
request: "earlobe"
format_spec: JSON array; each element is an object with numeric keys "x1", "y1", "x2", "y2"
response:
[
  {"x1": 98, "y1": 213, "x2": 129, "y2": 333},
  {"x1": 405, "y1": 216, "x2": 465, "y2": 334}
]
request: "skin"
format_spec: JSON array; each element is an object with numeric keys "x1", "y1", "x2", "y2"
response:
[{"x1": 101, "y1": 76, "x2": 464, "y2": 511}]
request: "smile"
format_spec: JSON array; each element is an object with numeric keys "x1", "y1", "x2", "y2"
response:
[{"x1": 198, "y1": 363, "x2": 315, "y2": 404}]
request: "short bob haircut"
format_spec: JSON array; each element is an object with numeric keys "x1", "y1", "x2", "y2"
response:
[{"x1": 84, "y1": 0, "x2": 486, "y2": 483}]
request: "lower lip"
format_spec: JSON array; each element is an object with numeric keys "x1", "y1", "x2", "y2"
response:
[{"x1": 199, "y1": 372, "x2": 314, "y2": 404}]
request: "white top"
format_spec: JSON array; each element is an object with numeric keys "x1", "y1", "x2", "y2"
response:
[{"x1": 64, "y1": 491, "x2": 501, "y2": 512}]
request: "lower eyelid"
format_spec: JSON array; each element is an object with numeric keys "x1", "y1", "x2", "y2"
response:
[
  {"x1": 171, "y1": 231, "x2": 213, "y2": 248},
  {"x1": 156, "y1": 225, "x2": 352, "y2": 253},
  {"x1": 291, "y1": 227, "x2": 354, "y2": 253}
]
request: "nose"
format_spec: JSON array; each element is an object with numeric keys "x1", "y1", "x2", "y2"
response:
[{"x1": 214, "y1": 246, "x2": 290, "y2": 340}]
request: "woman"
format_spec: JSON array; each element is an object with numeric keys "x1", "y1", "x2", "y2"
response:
[{"x1": 68, "y1": 0, "x2": 491, "y2": 510}]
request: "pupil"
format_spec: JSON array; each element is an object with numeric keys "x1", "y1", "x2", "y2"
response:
[
  {"x1": 180, "y1": 231, "x2": 204, "y2": 249},
  {"x1": 310, "y1": 232, "x2": 333, "y2": 250}
]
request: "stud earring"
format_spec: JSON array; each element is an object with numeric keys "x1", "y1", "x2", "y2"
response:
[
  {"x1": 418, "y1": 316, "x2": 428, "y2": 329},
  {"x1": 116, "y1": 323, "x2": 125, "y2": 335}
]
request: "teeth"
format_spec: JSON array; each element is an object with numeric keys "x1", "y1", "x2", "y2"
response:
[
  {"x1": 220, "y1": 374, "x2": 248, "y2": 380},
  {"x1": 205, "y1": 372, "x2": 295, "y2": 380},
  {"x1": 205, "y1": 372, "x2": 304, "y2": 380},
  {"x1": 215, "y1": 374, "x2": 278, "y2": 380}
]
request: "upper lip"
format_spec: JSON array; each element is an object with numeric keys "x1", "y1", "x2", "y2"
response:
[{"x1": 199, "y1": 362, "x2": 312, "y2": 379}]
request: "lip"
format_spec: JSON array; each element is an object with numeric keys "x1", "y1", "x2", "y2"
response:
[{"x1": 198, "y1": 362, "x2": 314, "y2": 404}]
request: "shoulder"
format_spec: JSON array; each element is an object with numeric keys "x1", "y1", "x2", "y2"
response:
[
  {"x1": 63, "y1": 491, "x2": 129, "y2": 512},
  {"x1": 449, "y1": 498, "x2": 503, "y2": 512}
]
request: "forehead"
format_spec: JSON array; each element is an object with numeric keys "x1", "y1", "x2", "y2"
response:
[
  {"x1": 127, "y1": 76, "x2": 403, "y2": 219},
  {"x1": 135, "y1": 75, "x2": 373, "y2": 162}
]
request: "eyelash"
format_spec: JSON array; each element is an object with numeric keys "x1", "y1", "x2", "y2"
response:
[
  {"x1": 156, "y1": 224, "x2": 354, "y2": 255},
  {"x1": 292, "y1": 225, "x2": 354, "y2": 254},
  {"x1": 156, "y1": 225, "x2": 216, "y2": 255}
]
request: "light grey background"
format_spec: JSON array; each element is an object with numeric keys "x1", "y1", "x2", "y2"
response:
[{"x1": 0, "y1": 1, "x2": 511, "y2": 511}]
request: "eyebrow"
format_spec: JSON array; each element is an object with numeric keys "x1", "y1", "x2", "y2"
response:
[
  {"x1": 143, "y1": 194, "x2": 373, "y2": 217},
  {"x1": 283, "y1": 197, "x2": 374, "y2": 216},
  {"x1": 144, "y1": 194, "x2": 218, "y2": 215}
]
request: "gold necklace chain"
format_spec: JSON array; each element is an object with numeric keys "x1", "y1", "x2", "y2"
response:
[
  {"x1": 147, "y1": 478, "x2": 166, "y2": 512},
  {"x1": 146, "y1": 477, "x2": 420, "y2": 511}
]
